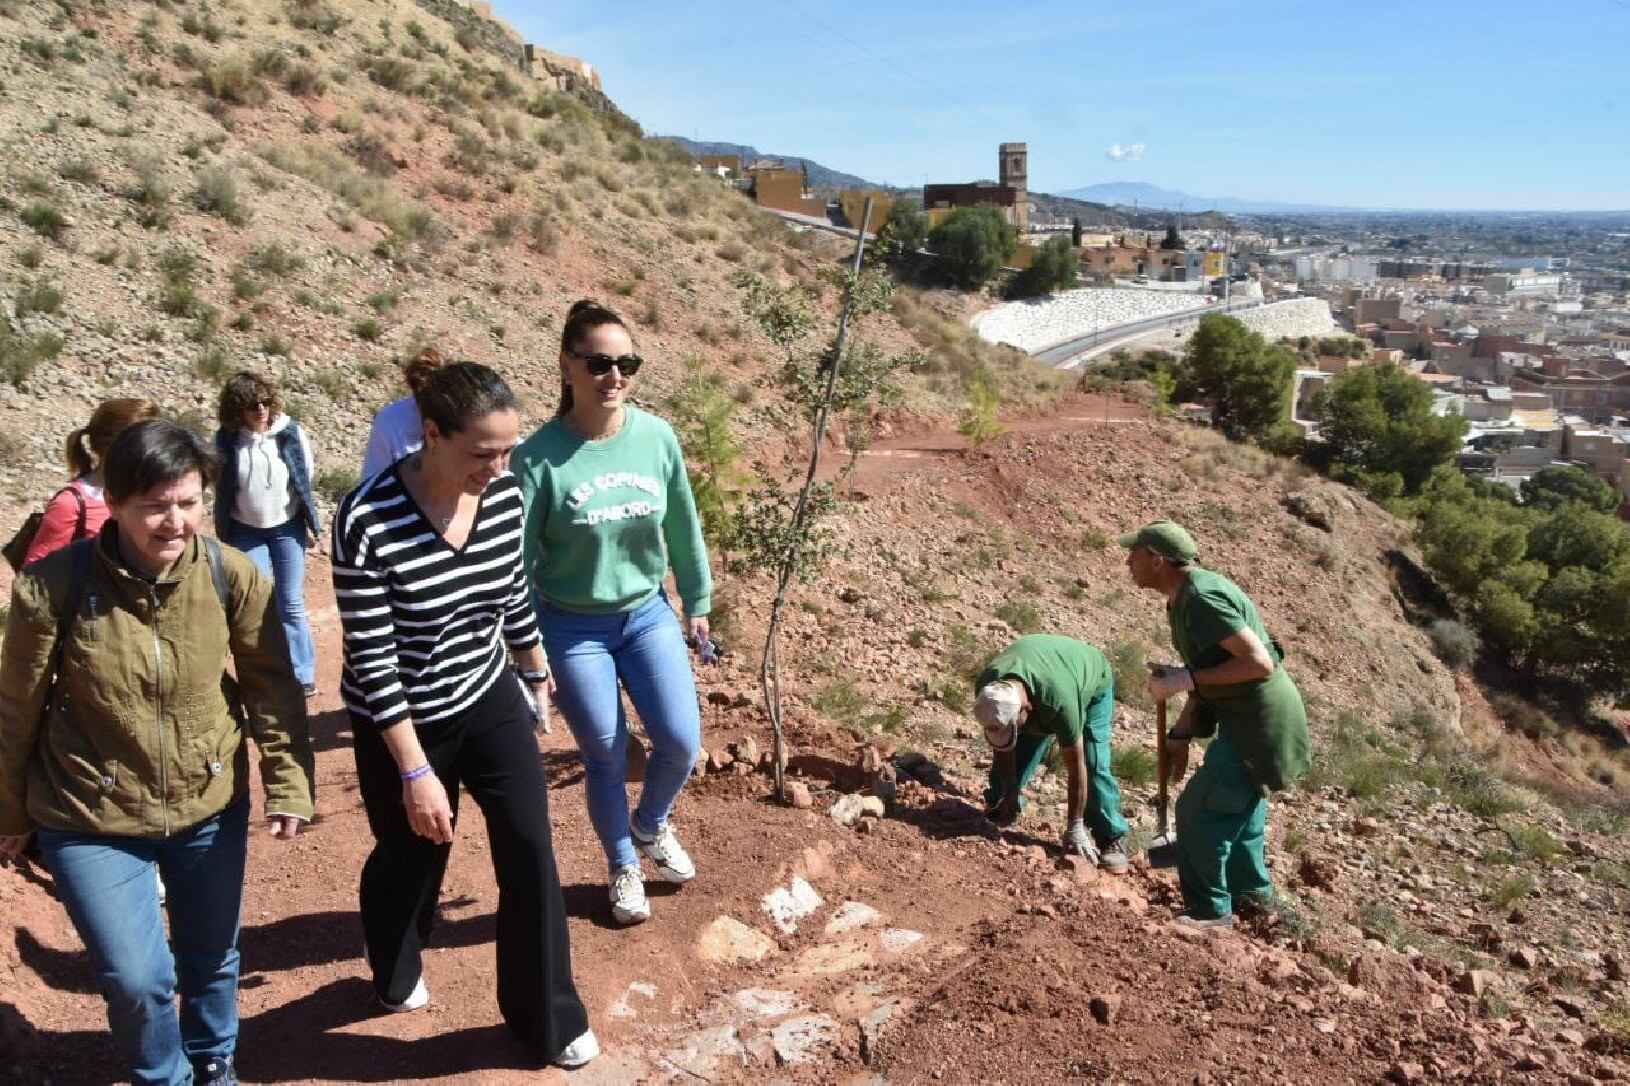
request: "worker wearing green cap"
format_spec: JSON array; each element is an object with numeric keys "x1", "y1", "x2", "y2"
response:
[
  {"x1": 973, "y1": 636, "x2": 1131, "y2": 873},
  {"x1": 1120, "y1": 520, "x2": 1310, "y2": 927}
]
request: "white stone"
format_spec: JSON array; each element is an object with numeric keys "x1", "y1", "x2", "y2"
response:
[
  {"x1": 825, "y1": 900, "x2": 885, "y2": 936},
  {"x1": 696, "y1": 916, "x2": 777, "y2": 963},
  {"x1": 606, "y1": 980, "x2": 658, "y2": 1020},
  {"x1": 879, "y1": 928, "x2": 925, "y2": 954},
  {"x1": 770, "y1": 1014, "x2": 840, "y2": 1065},
  {"x1": 660, "y1": 1025, "x2": 746, "y2": 1078},
  {"x1": 731, "y1": 988, "x2": 803, "y2": 1020},
  {"x1": 763, "y1": 876, "x2": 823, "y2": 934}
]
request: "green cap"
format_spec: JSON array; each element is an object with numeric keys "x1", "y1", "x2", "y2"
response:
[{"x1": 1117, "y1": 520, "x2": 1198, "y2": 563}]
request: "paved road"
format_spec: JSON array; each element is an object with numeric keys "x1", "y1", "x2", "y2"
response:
[{"x1": 1032, "y1": 296, "x2": 1264, "y2": 368}]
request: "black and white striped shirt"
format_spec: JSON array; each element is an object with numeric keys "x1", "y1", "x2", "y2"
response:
[{"x1": 331, "y1": 467, "x2": 539, "y2": 732}]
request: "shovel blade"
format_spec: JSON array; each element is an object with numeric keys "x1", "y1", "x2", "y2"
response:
[{"x1": 1146, "y1": 812, "x2": 1179, "y2": 868}]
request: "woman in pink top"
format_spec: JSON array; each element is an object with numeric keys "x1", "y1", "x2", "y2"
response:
[{"x1": 23, "y1": 398, "x2": 160, "y2": 567}]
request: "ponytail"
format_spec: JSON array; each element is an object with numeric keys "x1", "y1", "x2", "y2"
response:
[
  {"x1": 67, "y1": 398, "x2": 161, "y2": 479},
  {"x1": 557, "y1": 299, "x2": 629, "y2": 416},
  {"x1": 65, "y1": 428, "x2": 94, "y2": 477}
]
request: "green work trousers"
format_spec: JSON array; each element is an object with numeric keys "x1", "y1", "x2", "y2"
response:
[
  {"x1": 1174, "y1": 732, "x2": 1273, "y2": 920},
  {"x1": 983, "y1": 687, "x2": 1129, "y2": 846}
]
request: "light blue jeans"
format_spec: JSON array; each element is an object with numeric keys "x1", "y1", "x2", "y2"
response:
[
  {"x1": 227, "y1": 518, "x2": 316, "y2": 686},
  {"x1": 36, "y1": 798, "x2": 250, "y2": 1086},
  {"x1": 538, "y1": 592, "x2": 702, "y2": 872}
]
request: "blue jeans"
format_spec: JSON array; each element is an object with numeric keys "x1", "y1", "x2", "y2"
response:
[
  {"x1": 36, "y1": 798, "x2": 250, "y2": 1086},
  {"x1": 228, "y1": 518, "x2": 316, "y2": 686},
  {"x1": 538, "y1": 592, "x2": 702, "y2": 872}
]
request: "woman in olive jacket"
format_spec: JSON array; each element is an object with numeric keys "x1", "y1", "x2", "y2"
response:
[{"x1": 0, "y1": 420, "x2": 315, "y2": 1086}]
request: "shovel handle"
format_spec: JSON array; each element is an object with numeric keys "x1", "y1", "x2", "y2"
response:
[{"x1": 1155, "y1": 698, "x2": 1170, "y2": 825}]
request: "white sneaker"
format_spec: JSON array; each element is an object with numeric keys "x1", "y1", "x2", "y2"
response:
[
  {"x1": 609, "y1": 865, "x2": 651, "y2": 925},
  {"x1": 630, "y1": 819, "x2": 695, "y2": 884},
  {"x1": 366, "y1": 944, "x2": 430, "y2": 1012},
  {"x1": 554, "y1": 1028, "x2": 600, "y2": 1068},
  {"x1": 380, "y1": 975, "x2": 430, "y2": 1013}
]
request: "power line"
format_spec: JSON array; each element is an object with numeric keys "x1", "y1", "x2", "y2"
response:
[{"x1": 762, "y1": 0, "x2": 1014, "y2": 134}]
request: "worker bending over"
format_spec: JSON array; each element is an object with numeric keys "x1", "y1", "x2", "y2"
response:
[{"x1": 974, "y1": 635, "x2": 1131, "y2": 874}]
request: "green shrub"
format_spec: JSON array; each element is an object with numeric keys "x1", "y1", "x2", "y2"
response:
[
  {"x1": 0, "y1": 322, "x2": 64, "y2": 387},
  {"x1": 312, "y1": 369, "x2": 349, "y2": 401},
  {"x1": 995, "y1": 598, "x2": 1041, "y2": 634},
  {"x1": 260, "y1": 335, "x2": 291, "y2": 357},
  {"x1": 314, "y1": 466, "x2": 358, "y2": 502},
  {"x1": 1108, "y1": 639, "x2": 1151, "y2": 710},
  {"x1": 59, "y1": 158, "x2": 99, "y2": 185},
  {"x1": 1501, "y1": 823, "x2": 1563, "y2": 862},
  {"x1": 231, "y1": 269, "x2": 263, "y2": 300},
  {"x1": 193, "y1": 166, "x2": 247, "y2": 223},
  {"x1": 194, "y1": 345, "x2": 232, "y2": 381},
  {"x1": 158, "y1": 282, "x2": 202, "y2": 317},
  {"x1": 283, "y1": 61, "x2": 327, "y2": 97},
  {"x1": 1427, "y1": 619, "x2": 1480, "y2": 670},
  {"x1": 813, "y1": 679, "x2": 867, "y2": 728},
  {"x1": 16, "y1": 244, "x2": 43, "y2": 270},
  {"x1": 20, "y1": 202, "x2": 66, "y2": 240},
  {"x1": 1111, "y1": 743, "x2": 1157, "y2": 785},
  {"x1": 1486, "y1": 874, "x2": 1535, "y2": 910},
  {"x1": 247, "y1": 243, "x2": 302, "y2": 277},
  {"x1": 14, "y1": 280, "x2": 63, "y2": 317},
  {"x1": 352, "y1": 317, "x2": 384, "y2": 342},
  {"x1": 157, "y1": 244, "x2": 200, "y2": 283},
  {"x1": 199, "y1": 58, "x2": 268, "y2": 105}
]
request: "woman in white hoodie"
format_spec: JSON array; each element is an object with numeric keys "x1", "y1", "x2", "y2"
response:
[{"x1": 214, "y1": 372, "x2": 322, "y2": 696}]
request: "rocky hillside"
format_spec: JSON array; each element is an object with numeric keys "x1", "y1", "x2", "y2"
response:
[{"x1": 0, "y1": 0, "x2": 1043, "y2": 531}]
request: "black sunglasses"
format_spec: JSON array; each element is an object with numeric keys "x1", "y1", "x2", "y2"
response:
[{"x1": 571, "y1": 350, "x2": 643, "y2": 377}]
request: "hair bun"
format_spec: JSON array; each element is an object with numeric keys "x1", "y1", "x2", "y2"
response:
[{"x1": 568, "y1": 298, "x2": 612, "y2": 318}]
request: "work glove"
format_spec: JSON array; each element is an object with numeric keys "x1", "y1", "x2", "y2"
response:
[
  {"x1": 1147, "y1": 662, "x2": 1196, "y2": 702},
  {"x1": 1062, "y1": 819, "x2": 1099, "y2": 863}
]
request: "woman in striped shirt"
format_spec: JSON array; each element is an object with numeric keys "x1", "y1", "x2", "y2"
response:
[{"x1": 330, "y1": 363, "x2": 595, "y2": 1069}]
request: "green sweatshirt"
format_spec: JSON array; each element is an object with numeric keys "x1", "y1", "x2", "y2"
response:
[{"x1": 512, "y1": 406, "x2": 713, "y2": 618}]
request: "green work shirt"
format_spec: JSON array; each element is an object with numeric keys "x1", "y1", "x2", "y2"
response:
[
  {"x1": 1167, "y1": 568, "x2": 1310, "y2": 793},
  {"x1": 975, "y1": 635, "x2": 1113, "y2": 748}
]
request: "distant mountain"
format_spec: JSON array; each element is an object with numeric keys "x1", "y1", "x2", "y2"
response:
[
  {"x1": 1059, "y1": 181, "x2": 1354, "y2": 215},
  {"x1": 659, "y1": 137, "x2": 895, "y2": 192}
]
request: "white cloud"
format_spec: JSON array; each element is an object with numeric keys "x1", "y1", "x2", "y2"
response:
[{"x1": 1106, "y1": 143, "x2": 1146, "y2": 162}]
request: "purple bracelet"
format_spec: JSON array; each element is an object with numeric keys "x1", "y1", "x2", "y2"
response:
[{"x1": 401, "y1": 764, "x2": 434, "y2": 783}]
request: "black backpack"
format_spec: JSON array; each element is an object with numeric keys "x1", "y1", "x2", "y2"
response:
[{"x1": 3, "y1": 486, "x2": 88, "y2": 572}]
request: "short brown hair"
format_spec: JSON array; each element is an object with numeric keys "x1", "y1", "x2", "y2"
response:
[
  {"x1": 65, "y1": 397, "x2": 160, "y2": 477},
  {"x1": 218, "y1": 370, "x2": 282, "y2": 430}
]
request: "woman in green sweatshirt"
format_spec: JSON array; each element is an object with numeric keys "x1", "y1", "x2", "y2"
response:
[{"x1": 512, "y1": 300, "x2": 713, "y2": 926}]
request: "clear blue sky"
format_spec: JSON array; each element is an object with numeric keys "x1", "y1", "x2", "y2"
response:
[{"x1": 499, "y1": 0, "x2": 1630, "y2": 210}]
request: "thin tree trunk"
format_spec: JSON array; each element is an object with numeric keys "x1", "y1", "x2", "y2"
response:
[{"x1": 760, "y1": 200, "x2": 874, "y2": 803}]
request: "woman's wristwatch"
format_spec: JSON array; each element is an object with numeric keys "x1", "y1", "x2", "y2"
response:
[{"x1": 518, "y1": 666, "x2": 551, "y2": 685}]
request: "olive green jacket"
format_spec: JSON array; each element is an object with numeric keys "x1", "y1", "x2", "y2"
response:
[{"x1": 0, "y1": 529, "x2": 315, "y2": 837}]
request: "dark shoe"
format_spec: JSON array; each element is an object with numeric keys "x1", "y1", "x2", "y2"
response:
[
  {"x1": 1174, "y1": 913, "x2": 1236, "y2": 930},
  {"x1": 1097, "y1": 837, "x2": 1131, "y2": 874},
  {"x1": 196, "y1": 1058, "x2": 239, "y2": 1086}
]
